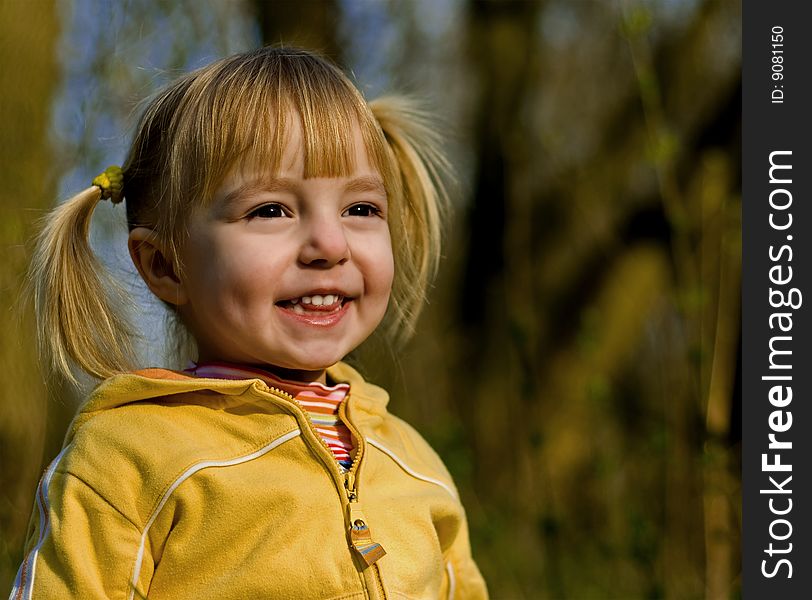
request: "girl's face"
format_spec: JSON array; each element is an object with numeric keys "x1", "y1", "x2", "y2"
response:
[{"x1": 176, "y1": 118, "x2": 394, "y2": 382}]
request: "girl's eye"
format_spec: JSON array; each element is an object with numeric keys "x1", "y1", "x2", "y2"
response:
[
  {"x1": 343, "y1": 203, "x2": 381, "y2": 218},
  {"x1": 247, "y1": 203, "x2": 286, "y2": 219}
]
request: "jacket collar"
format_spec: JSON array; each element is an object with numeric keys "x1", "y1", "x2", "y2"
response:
[{"x1": 67, "y1": 361, "x2": 389, "y2": 443}]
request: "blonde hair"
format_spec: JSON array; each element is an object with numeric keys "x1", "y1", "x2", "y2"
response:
[{"x1": 29, "y1": 46, "x2": 451, "y2": 384}]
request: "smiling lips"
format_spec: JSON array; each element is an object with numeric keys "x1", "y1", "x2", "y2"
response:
[{"x1": 277, "y1": 294, "x2": 350, "y2": 325}]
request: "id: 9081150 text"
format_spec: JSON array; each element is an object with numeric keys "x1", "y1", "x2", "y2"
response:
[{"x1": 771, "y1": 26, "x2": 784, "y2": 104}]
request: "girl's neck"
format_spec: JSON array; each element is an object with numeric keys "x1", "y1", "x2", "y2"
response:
[
  {"x1": 255, "y1": 364, "x2": 327, "y2": 385},
  {"x1": 193, "y1": 357, "x2": 327, "y2": 385}
]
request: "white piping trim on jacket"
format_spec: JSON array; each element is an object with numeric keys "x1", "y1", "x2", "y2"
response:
[
  {"x1": 127, "y1": 429, "x2": 302, "y2": 600},
  {"x1": 365, "y1": 438, "x2": 459, "y2": 502},
  {"x1": 10, "y1": 445, "x2": 72, "y2": 600},
  {"x1": 445, "y1": 561, "x2": 456, "y2": 600}
]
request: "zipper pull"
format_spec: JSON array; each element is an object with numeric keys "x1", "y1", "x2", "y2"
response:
[
  {"x1": 345, "y1": 474, "x2": 386, "y2": 567},
  {"x1": 347, "y1": 501, "x2": 387, "y2": 567}
]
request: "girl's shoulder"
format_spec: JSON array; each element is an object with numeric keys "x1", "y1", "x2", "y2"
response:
[
  {"x1": 364, "y1": 410, "x2": 461, "y2": 503},
  {"x1": 55, "y1": 369, "x2": 299, "y2": 523}
]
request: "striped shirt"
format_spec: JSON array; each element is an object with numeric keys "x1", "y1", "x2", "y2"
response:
[{"x1": 184, "y1": 362, "x2": 355, "y2": 471}]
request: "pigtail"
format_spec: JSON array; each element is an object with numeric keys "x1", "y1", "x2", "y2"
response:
[
  {"x1": 28, "y1": 183, "x2": 134, "y2": 385},
  {"x1": 369, "y1": 96, "x2": 454, "y2": 341}
]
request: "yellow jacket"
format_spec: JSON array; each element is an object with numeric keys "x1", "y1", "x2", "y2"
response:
[{"x1": 11, "y1": 363, "x2": 488, "y2": 599}]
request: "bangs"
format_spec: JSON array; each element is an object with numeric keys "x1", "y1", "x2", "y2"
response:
[{"x1": 167, "y1": 49, "x2": 396, "y2": 207}]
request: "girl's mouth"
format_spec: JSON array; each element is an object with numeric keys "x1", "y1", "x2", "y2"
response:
[
  {"x1": 278, "y1": 294, "x2": 346, "y2": 315},
  {"x1": 276, "y1": 294, "x2": 353, "y2": 327}
]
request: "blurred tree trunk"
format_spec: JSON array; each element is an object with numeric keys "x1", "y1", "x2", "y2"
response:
[
  {"x1": 0, "y1": 0, "x2": 59, "y2": 591},
  {"x1": 254, "y1": 0, "x2": 342, "y2": 62},
  {"x1": 458, "y1": 1, "x2": 549, "y2": 596},
  {"x1": 460, "y1": 0, "x2": 541, "y2": 334}
]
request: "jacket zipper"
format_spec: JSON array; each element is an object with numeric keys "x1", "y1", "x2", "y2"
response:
[
  {"x1": 262, "y1": 384, "x2": 388, "y2": 598},
  {"x1": 339, "y1": 400, "x2": 387, "y2": 599},
  {"x1": 369, "y1": 564, "x2": 387, "y2": 600}
]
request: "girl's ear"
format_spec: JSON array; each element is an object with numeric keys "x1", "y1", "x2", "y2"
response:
[{"x1": 128, "y1": 228, "x2": 189, "y2": 306}]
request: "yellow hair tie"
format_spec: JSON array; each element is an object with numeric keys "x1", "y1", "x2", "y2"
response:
[{"x1": 92, "y1": 165, "x2": 124, "y2": 204}]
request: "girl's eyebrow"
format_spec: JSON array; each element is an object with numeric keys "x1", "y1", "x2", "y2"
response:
[
  {"x1": 343, "y1": 175, "x2": 386, "y2": 195},
  {"x1": 219, "y1": 177, "x2": 298, "y2": 206}
]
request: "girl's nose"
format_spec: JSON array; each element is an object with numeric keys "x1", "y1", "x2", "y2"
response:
[{"x1": 298, "y1": 216, "x2": 350, "y2": 267}]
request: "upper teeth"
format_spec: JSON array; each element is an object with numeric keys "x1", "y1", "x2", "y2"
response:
[{"x1": 297, "y1": 294, "x2": 339, "y2": 306}]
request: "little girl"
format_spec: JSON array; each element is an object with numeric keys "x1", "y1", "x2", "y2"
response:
[{"x1": 11, "y1": 46, "x2": 487, "y2": 599}]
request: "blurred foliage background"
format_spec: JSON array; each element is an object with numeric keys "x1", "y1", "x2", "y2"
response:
[{"x1": 0, "y1": 0, "x2": 741, "y2": 598}]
